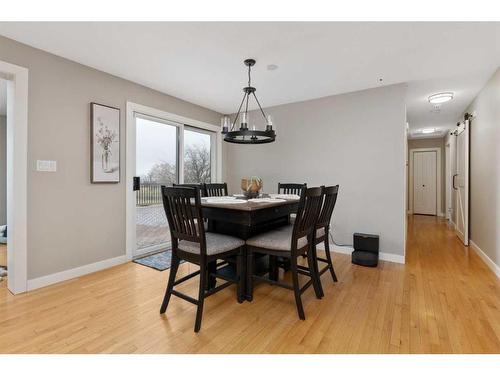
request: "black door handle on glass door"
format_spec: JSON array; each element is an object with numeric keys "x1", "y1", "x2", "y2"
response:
[
  {"x1": 452, "y1": 174, "x2": 458, "y2": 190},
  {"x1": 133, "y1": 176, "x2": 141, "y2": 191}
]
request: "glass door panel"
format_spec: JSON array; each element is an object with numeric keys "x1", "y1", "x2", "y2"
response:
[
  {"x1": 135, "y1": 116, "x2": 178, "y2": 255},
  {"x1": 183, "y1": 127, "x2": 213, "y2": 183}
]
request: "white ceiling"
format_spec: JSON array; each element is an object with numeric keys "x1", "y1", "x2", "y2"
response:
[
  {"x1": 0, "y1": 79, "x2": 6, "y2": 116},
  {"x1": 0, "y1": 22, "x2": 499, "y2": 134}
]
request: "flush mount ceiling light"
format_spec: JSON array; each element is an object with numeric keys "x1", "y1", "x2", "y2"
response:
[
  {"x1": 421, "y1": 128, "x2": 436, "y2": 134},
  {"x1": 221, "y1": 59, "x2": 275, "y2": 144},
  {"x1": 428, "y1": 92, "x2": 454, "y2": 104}
]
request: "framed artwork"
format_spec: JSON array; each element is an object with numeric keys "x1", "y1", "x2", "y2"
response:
[{"x1": 90, "y1": 102, "x2": 120, "y2": 183}]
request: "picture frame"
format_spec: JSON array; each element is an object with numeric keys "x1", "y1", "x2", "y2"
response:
[{"x1": 90, "y1": 102, "x2": 120, "y2": 183}]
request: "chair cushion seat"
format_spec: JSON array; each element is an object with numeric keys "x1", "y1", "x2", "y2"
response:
[
  {"x1": 179, "y1": 233, "x2": 244, "y2": 256},
  {"x1": 246, "y1": 225, "x2": 308, "y2": 251}
]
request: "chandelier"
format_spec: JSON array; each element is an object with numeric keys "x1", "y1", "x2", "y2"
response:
[{"x1": 221, "y1": 59, "x2": 276, "y2": 144}]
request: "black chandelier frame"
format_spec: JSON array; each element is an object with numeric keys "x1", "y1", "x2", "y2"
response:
[{"x1": 222, "y1": 59, "x2": 276, "y2": 144}]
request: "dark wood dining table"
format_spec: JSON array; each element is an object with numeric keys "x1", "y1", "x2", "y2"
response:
[{"x1": 200, "y1": 197, "x2": 299, "y2": 300}]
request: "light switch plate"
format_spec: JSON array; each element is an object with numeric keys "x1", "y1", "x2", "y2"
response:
[{"x1": 36, "y1": 160, "x2": 57, "y2": 172}]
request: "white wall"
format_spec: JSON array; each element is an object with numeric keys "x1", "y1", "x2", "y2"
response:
[
  {"x1": 226, "y1": 84, "x2": 407, "y2": 256},
  {"x1": 465, "y1": 67, "x2": 500, "y2": 268}
]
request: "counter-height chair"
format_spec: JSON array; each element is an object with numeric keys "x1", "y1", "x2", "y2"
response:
[
  {"x1": 205, "y1": 182, "x2": 228, "y2": 197},
  {"x1": 312, "y1": 185, "x2": 340, "y2": 297},
  {"x1": 173, "y1": 183, "x2": 207, "y2": 197},
  {"x1": 160, "y1": 186, "x2": 245, "y2": 332},
  {"x1": 246, "y1": 187, "x2": 324, "y2": 320},
  {"x1": 278, "y1": 183, "x2": 307, "y2": 196},
  {"x1": 278, "y1": 185, "x2": 339, "y2": 298}
]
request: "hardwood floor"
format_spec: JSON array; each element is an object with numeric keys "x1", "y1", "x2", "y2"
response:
[
  {"x1": 1, "y1": 215, "x2": 499, "y2": 353},
  {"x1": 0, "y1": 244, "x2": 6, "y2": 267}
]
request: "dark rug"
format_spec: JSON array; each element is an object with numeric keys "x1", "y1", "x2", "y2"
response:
[{"x1": 133, "y1": 250, "x2": 183, "y2": 271}]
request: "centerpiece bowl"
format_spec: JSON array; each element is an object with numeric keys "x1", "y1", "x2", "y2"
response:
[{"x1": 241, "y1": 177, "x2": 263, "y2": 199}]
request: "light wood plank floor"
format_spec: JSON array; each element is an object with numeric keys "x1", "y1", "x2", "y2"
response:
[{"x1": 1, "y1": 215, "x2": 499, "y2": 353}]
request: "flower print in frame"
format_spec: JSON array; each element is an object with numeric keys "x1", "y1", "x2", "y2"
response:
[{"x1": 91, "y1": 103, "x2": 120, "y2": 183}]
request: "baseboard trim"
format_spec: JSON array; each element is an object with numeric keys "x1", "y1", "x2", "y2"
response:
[
  {"x1": 325, "y1": 245, "x2": 406, "y2": 264},
  {"x1": 27, "y1": 255, "x2": 129, "y2": 291},
  {"x1": 469, "y1": 240, "x2": 500, "y2": 279}
]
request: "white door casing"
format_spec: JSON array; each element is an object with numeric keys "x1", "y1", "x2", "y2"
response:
[
  {"x1": 409, "y1": 147, "x2": 441, "y2": 217},
  {"x1": 445, "y1": 143, "x2": 452, "y2": 220},
  {"x1": 413, "y1": 151, "x2": 437, "y2": 215},
  {"x1": 0, "y1": 60, "x2": 29, "y2": 295}
]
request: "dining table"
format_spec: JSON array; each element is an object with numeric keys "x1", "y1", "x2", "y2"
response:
[{"x1": 200, "y1": 196, "x2": 300, "y2": 301}]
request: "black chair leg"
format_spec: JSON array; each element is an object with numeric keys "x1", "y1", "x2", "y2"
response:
[
  {"x1": 269, "y1": 255, "x2": 279, "y2": 281},
  {"x1": 290, "y1": 257, "x2": 305, "y2": 320},
  {"x1": 194, "y1": 262, "x2": 207, "y2": 332},
  {"x1": 324, "y1": 236, "x2": 338, "y2": 282},
  {"x1": 246, "y1": 251, "x2": 254, "y2": 302},
  {"x1": 160, "y1": 251, "x2": 180, "y2": 314},
  {"x1": 206, "y1": 261, "x2": 217, "y2": 290},
  {"x1": 307, "y1": 247, "x2": 324, "y2": 299},
  {"x1": 237, "y1": 249, "x2": 245, "y2": 303}
]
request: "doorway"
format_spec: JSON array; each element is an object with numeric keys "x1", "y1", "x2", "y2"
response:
[
  {"x1": 409, "y1": 147, "x2": 441, "y2": 216},
  {"x1": 126, "y1": 102, "x2": 221, "y2": 260},
  {"x1": 0, "y1": 59, "x2": 28, "y2": 294}
]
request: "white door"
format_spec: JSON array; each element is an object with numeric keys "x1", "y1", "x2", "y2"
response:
[
  {"x1": 455, "y1": 120, "x2": 469, "y2": 245},
  {"x1": 413, "y1": 151, "x2": 437, "y2": 215},
  {"x1": 134, "y1": 114, "x2": 181, "y2": 257}
]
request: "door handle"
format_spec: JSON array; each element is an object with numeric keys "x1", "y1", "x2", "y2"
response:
[
  {"x1": 133, "y1": 176, "x2": 141, "y2": 191},
  {"x1": 452, "y1": 174, "x2": 458, "y2": 190}
]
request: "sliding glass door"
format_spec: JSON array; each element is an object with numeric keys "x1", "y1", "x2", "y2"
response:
[
  {"x1": 131, "y1": 111, "x2": 218, "y2": 258},
  {"x1": 135, "y1": 116, "x2": 179, "y2": 255}
]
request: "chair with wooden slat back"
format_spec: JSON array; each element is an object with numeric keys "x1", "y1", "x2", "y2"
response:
[
  {"x1": 278, "y1": 183, "x2": 307, "y2": 196},
  {"x1": 246, "y1": 186, "x2": 325, "y2": 320},
  {"x1": 205, "y1": 182, "x2": 228, "y2": 197},
  {"x1": 172, "y1": 183, "x2": 207, "y2": 197},
  {"x1": 312, "y1": 185, "x2": 340, "y2": 296},
  {"x1": 160, "y1": 186, "x2": 245, "y2": 332}
]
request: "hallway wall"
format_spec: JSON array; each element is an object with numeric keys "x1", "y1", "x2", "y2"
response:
[{"x1": 465, "y1": 67, "x2": 500, "y2": 271}]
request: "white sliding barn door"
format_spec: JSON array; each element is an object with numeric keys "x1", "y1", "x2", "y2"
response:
[
  {"x1": 413, "y1": 151, "x2": 437, "y2": 215},
  {"x1": 454, "y1": 120, "x2": 470, "y2": 245}
]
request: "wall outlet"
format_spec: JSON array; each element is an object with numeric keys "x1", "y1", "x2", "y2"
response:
[{"x1": 36, "y1": 160, "x2": 57, "y2": 172}]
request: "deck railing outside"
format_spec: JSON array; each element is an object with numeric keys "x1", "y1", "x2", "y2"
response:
[{"x1": 136, "y1": 182, "x2": 163, "y2": 206}]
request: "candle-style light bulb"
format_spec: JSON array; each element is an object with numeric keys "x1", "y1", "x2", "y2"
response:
[
  {"x1": 221, "y1": 116, "x2": 229, "y2": 134},
  {"x1": 241, "y1": 112, "x2": 249, "y2": 130},
  {"x1": 266, "y1": 114, "x2": 274, "y2": 131}
]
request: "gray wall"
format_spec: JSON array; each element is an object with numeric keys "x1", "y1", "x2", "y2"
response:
[
  {"x1": 226, "y1": 84, "x2": 407, "y2": 256},
  {"x1": 465, "y1": 67, "x2": 500, "y2": 267},
  {"x1": 407, "y1": 137, "x2": 446, "y2": 215},
  {"x1": 0, "y1": 115, "x2": 6, "y2": 225},
  {"x1": 0, "y1": 35, "x2": 222, "y2": 279}
]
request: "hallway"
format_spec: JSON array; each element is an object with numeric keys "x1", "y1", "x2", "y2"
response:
[
  {"x1": 0, "y1": 215, "x2": 499, "y2": 353},
  {"x1": 404, "y1": 215, "x2": 500, "y2": 353}
]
